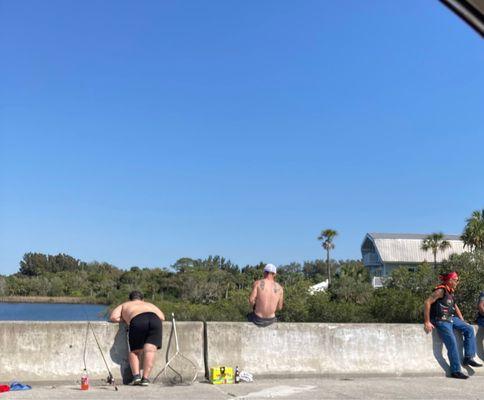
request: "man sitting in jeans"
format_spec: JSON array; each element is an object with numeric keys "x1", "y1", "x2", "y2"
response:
[{"x1": 423, "y1": 271, "x2": 482, "y2": 379}]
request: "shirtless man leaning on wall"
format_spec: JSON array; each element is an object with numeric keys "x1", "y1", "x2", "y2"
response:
[
  {"x1": 110, "y1": 291, "x2": 165, "y2": 386},
  {"x1": 248, "y1": 263, "x2": 284, "y2": 327}
]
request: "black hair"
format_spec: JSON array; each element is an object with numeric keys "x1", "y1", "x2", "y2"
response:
[{"x1": 129, "y1": 290, "x2": 144, "y2": 301}]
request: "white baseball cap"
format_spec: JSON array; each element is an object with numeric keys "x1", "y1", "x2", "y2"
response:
[{"x1": 264, "y1": 263, "x2": 277, "y2": 274}]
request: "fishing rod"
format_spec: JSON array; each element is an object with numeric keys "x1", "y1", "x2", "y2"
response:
[
  {"x1": 82, "y1": 306, "x2": 118, "y2": 391},
  {"x1": 87, "y1": 320, "x2": 118, "y2": 390}
]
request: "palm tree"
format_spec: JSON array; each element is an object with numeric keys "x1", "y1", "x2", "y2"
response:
[
  {"x1": 461, "y1": 209, "x2": 484, "y2": 251},
  {"x1": 317, "y1": 229, "x2": 338, "y2": 285},
  {"x1": 421, "y1": 232, "x2": 451, "y2": 269}
]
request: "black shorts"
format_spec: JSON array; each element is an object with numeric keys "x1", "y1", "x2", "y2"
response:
[{"x1": 128, "y1": 312, "x2": 162, "y2": 351}]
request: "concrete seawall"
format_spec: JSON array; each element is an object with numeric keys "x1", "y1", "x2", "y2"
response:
[
  {"x1": 207, "y1": 323, "x2": 483, "y2": 376},
  {"x1": 0, "y1": 322, "x2": 204, "y2": 382},
  {"x1": 0, "y1": 322, "x2": 482, "y2": 381}
]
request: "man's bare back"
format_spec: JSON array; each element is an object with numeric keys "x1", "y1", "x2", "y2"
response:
[
  {"x1": 110, "y1": 299, "x2": 165, "y2": 325},
  {"x1": 249, "y1": 278, "x2": 284, "y2": 318}
]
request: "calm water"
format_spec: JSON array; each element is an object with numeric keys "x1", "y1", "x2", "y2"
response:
[{"x1": 0, "y1": 302, "x2": 108, "y2": 321}]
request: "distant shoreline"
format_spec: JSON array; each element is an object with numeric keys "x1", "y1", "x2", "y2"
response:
[{"x1": 0, "y1": 296, "x2": 107, "y2": 305}]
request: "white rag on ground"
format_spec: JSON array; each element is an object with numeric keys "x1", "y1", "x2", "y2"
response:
[{"x1": 239, "y1": 371, "x2": 254, "y2": 382}]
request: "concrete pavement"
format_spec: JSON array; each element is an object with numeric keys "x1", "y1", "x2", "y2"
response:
[{"x1": 2, "y1": 375, "x2": 484, "y2": 400}]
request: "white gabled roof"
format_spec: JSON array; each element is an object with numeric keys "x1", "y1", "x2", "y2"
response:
[{"x1": 365, "y1": 233, "x2": 466, "y2": 264}]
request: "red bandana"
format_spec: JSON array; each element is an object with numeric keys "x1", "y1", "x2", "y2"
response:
[{"x1": 439, "y1": 271, "x2": 458, "y2": 282}]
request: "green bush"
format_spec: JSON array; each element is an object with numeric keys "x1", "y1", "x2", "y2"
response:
[
  {"x1": 368, "y1": 288, "x2": 423, "y2": 323},
  {"x1": 6, "y1": 251, "x2": 484, "y2": 324}
]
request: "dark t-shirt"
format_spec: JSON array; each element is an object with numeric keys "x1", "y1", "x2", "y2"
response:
[
  {"x1": 430, "y1": 287, "x2": 455, "y2": 322},
  {"x1": 477, "y1": 292, "x2": 484, "y2": 326}
]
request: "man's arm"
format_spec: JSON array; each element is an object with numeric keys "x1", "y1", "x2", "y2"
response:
[
  {"x1": 454, "y1": 304, "x2": 464, "y2": 321},
  {"x1": 423, "y1": 289, "x2": 443, "y2": 333},
  {"x1": 249, "y1": 280, "x2": 258, "y2": 307},
  {"x1": 154, "y1": 306, "x2": 165, "y2": 321},
  {"x1": 109, "y1": 304, "x2": 123, "y2": 323},
  {"x1": 479, "y1": 300, "x2": 484, "y2": 315},
  {"x1": 277, "y1": 285, "x2": 284, "y2": 311}
]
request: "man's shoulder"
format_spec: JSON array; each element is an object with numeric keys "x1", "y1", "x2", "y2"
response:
[
  {"x1": 144, "y1": 301, "x2": 162, "y2": 311},
  {"x1": 273, "y1": 281, "x2": 283, "y2": 294},
  {"x1": 121, "y1": 300, "x2": 140, "y2": 310},
  {"x1": 430, "y1": 287, "x2": 445, "y2": 298}
]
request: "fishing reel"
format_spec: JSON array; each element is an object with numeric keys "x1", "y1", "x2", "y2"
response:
[{"x1": 106, "y1": 374, "x2": 118, "y2": 390}]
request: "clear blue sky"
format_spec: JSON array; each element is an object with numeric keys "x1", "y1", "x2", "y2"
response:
[{"x1": 1, "y1": 1, "x2": 483, "y2": 275}]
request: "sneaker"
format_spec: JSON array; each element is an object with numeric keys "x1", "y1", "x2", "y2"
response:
[
  {"x1": 450, "y1": 371, "x2": 469, "y2": 379},
  {"x1": 140, "y1": 378, "x2": 150, "y2": 386},
  {"x1": 130, "y1": 374, "x2": 142, "y2": 385},
  {"x1": 463, "y1": 358, "x2": 483, "y2": 367}
]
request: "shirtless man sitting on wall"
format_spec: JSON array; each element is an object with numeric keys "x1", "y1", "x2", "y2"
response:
[
  {"x1": 248, "y1": 263, "x2": 284, "y2": 327},
  {"x1": 110, "y1": 291, "x2": 165, "y2": 386}
]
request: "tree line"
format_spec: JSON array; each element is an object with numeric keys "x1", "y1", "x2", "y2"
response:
[{"x1": 0, "y1": 251, "x2": 482, "y2": 323}]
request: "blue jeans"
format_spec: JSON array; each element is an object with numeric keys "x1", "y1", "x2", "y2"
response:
[{"x1": 434, "y1": 317, "x2": 476, "y2": 373}]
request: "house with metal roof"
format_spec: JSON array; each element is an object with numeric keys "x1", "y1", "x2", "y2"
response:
[{"x1": 361, "y1": 233, "x2": 466, "y2": 280}]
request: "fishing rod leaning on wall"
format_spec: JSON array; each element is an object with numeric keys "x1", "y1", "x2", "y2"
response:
[{"x1": 82, "y1": 306, "x2": 118, "y2": 391}]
